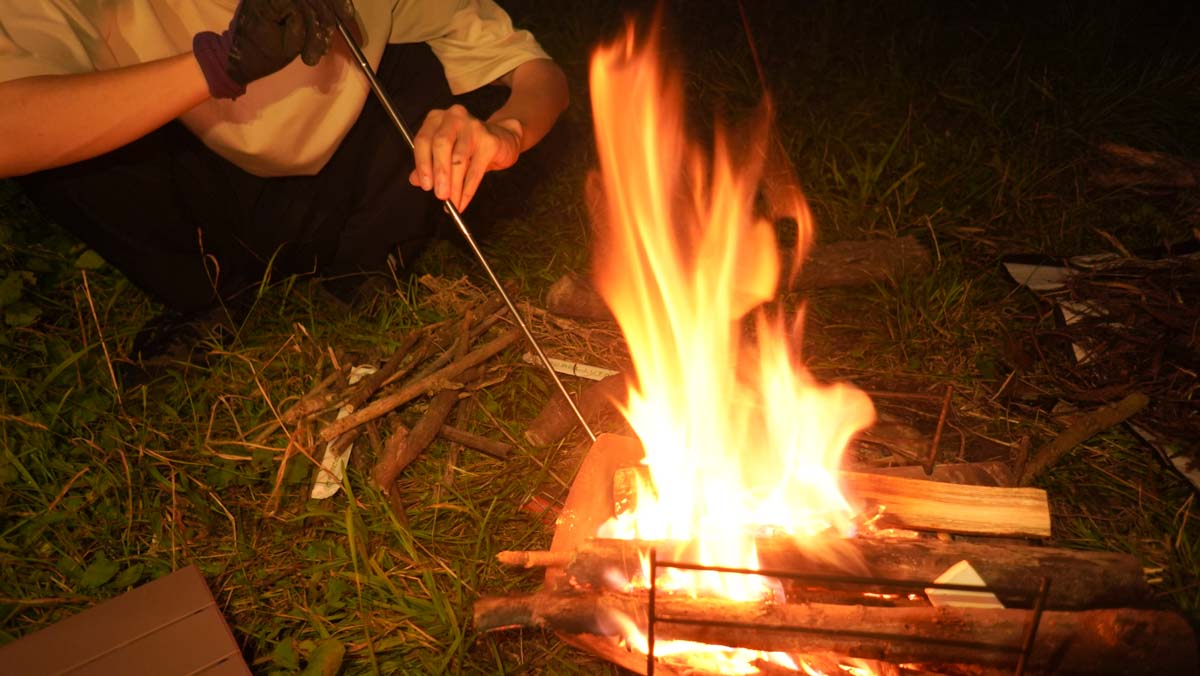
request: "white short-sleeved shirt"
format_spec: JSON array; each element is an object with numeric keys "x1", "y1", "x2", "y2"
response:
[{"x1": 0, "y1": 1, "x2": 550, "y2": 176}]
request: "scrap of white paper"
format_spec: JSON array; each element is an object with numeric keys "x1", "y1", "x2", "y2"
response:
[
  {"x1": 925, "y1": 560, "x2": 1004, "y2": 609},
  {"x1": 521, "y1": 352, "x2": 619, "y2": 381},
  {"x1": 310, "y1": 365, "x2": 378, "y2": 500},
  {"x1": 1003, "y1": 257, "x2": 1116, "y2": 363}
]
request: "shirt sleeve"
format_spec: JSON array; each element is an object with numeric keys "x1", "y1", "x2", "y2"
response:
[
  {"x1": 403, "y1": 0, "x2": 551, "y2": 95},
  {"x1": 0, "y1": 3, "x2": 102, "y2": 84}
]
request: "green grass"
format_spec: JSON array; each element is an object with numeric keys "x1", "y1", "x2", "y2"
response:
[{"x1": 4, "y1": 0, "x2": 1200, "y2": 673}]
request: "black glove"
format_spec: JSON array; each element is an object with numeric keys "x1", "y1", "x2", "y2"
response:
[{"x1": 194, "y1": 0, "x2": 357, "y2": 100}]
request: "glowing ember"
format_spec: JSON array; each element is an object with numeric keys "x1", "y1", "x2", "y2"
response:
[{"x1": 586, "y1": 18, "x2": 877, "y2": 674}]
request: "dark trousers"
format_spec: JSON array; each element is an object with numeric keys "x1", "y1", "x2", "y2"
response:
[{"x1": 18, "y1": 44, "x2": 453, "y2": 313}]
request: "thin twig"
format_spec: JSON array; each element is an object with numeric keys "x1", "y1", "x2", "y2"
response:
[
  {"x1": 80, "y1": 270, "x2": 122, "y2": 407},
  {"x1": 438, "y1": 425, "x2": 512, "y2": 459},
  {"x1": 1019, "y1": 392, "x2": 1150, "y2": 485},
  {"x1": 44, "y1": 467, "x2": 90, "y2": 513},
  {"x1": 924, "y1": 385, "x2": 954, "y2": 475}
]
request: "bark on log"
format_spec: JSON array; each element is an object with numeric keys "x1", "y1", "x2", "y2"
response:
[
  {"x1": 499, "y1": 536, "x2": 1150, "y2": 610},
  {"x1": 474, "y1": 590, "x2": 1197, "y2": 675},
  {"x1": 790, "y1": 235, "x2": 932, "y2": 290},
  {"x1": 854, "y1": 420, "x2": 930, "y2": 463},
  {"x1": 525, "y1": 373, "x2": 629, "y2": 446}
]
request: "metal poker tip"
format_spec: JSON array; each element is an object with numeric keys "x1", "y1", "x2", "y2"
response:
[{"x1": 332, "y1": 15, "x2": 597, "y2": 443}]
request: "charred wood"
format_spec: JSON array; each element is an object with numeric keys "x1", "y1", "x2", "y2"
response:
[
  {"x1": 474, "y1": 589, "x2": 1195, "y2": 675},
  {"x1": 498, "y1": 536, "x2": 1149, "y2": 610}
]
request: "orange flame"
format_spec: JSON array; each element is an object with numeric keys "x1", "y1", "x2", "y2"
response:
[{"x1": 587, "y1": 19, "x2": 877, "y2": 673}]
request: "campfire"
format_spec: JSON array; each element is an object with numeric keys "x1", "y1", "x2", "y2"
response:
[{"x1": 475, "y1": 17, "x2": 1196, "y2": 676}]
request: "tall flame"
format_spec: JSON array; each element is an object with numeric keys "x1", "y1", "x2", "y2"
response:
[{"x1": 588, "y1": 17, "x2": 877, "y2": 613}]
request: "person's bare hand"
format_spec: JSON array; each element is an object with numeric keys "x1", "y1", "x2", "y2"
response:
[{"x1": 408, "y1": 104, "x2": 523, "y2": 211}]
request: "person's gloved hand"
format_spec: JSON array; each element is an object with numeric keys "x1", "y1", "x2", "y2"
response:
[{"x1": 193, "y1": 0, "x2": 357, "y2": 100}]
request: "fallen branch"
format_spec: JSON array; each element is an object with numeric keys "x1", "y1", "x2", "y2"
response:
[
  {"x1": 525, "y1": 373, "x2": 628, "y2": 446},
  {"x1": 790, "y1": 235, "x2": 933, "y2": 290},
  {"x1": 372, "y1": 384, "x2": 466, "y2": 491},
  {"x1": 347, "y1": 330, "x2": 426, "y2": 410},
  {"x1": 843, "y1": 469, "x2": 1051, "y2": 537},
  {"x1": 319, "y1": 328, "x2": 521, "y2": 443},
  {"x1": 257, "y1": 364, "x2": 347, "y2": 441},
  {"x1": 402, "y1": 299, "x2": 506, "y2": 386},
  {"x1": 474, "y1": 590, "x2": 1195, "y2": 675},
  {"x1": 438, "y1": 425, "x2": 512, "y2": 459},
  {"x1": 1019, "y1": 392, "x2": 1150, "y2": 485}
]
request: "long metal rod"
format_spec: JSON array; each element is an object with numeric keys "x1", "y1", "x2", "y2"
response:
[{"x1": 334, "y1": 18, "x2": 596, "y2": 442}]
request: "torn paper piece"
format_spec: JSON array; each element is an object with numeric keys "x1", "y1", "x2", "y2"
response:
[
  {"x1": 521, "y1": 353, "x2": 619, "y2": 381},
  {"x1": 311, "y1": 365, "x2": 378, "y2": 499},
  {"x1": 925, "y1": 560, "x2": 1004, "y2": 609}
]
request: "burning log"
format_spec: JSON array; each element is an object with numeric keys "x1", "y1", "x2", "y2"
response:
[
  {"x1": 609, "y1": 457, "x2": 1052, "y2": 539},
  {"x1": 474, "y1": 589, "x2": 1197, "y2": 675},
  {"x1": 841, "y1": 470, "x2": 1050, "y2": 537},
  {"x1": 499, "y1": 536, "x2": 1150, "y2": 610}
]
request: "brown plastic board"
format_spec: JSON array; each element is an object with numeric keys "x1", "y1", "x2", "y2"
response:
[{"x1": 0, "y1": 565, "x2": 250, "y2": 675}]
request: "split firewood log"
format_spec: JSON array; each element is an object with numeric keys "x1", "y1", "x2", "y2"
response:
[{"x1": 581, "y1": 434, "x2": 1052, "y2": 538}]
